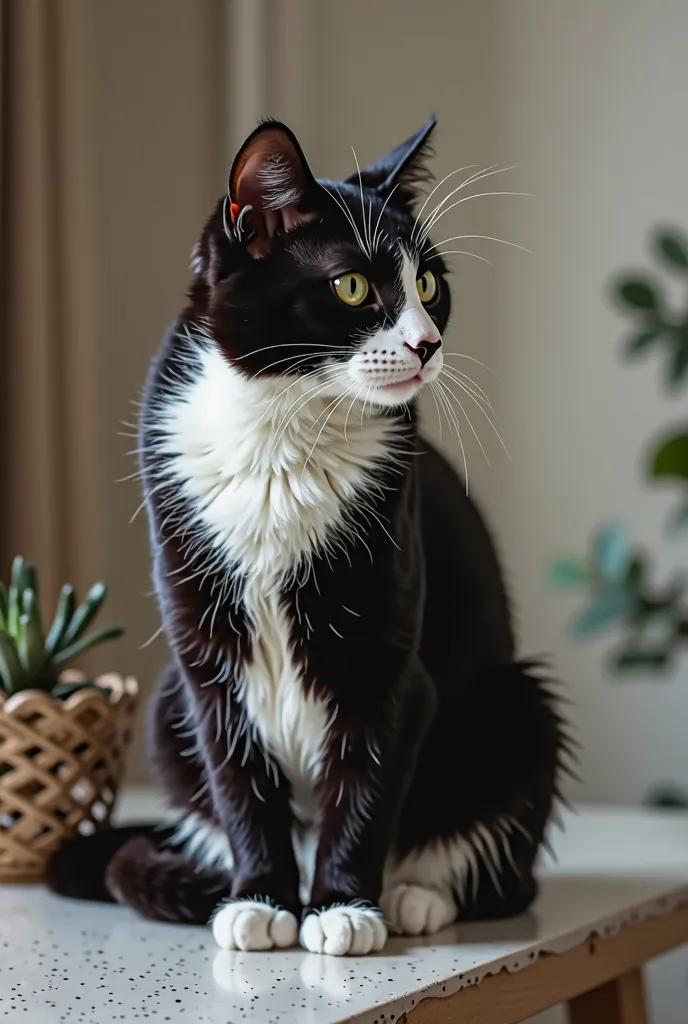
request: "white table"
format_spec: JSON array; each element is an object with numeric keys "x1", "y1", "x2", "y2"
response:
[{"x1": 0, "y1": 790, "x2": 687, "y2": 1024}]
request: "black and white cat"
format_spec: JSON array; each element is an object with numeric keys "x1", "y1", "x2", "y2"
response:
[{"x1": 47, "y1": 117, "x2": 570, "y2": 956}]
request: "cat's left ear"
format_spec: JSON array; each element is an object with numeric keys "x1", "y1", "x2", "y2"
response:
[
  {"x1": 228, "y1": 120, "x2": 318, "y2": 257},
  {"x1": 345, "y1": 115, "x2": 437, "y2": 207}
]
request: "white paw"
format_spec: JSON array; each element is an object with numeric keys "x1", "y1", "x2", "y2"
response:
[
  {"x1": 212, "y1": 900, "x2": 298, "y2": 951},
  {"x1": 380, "y1": 884, "x2": 456, "y2": 935},
  {"x1": 300, "y1": 904, "x2": 387, "y2": 956}
]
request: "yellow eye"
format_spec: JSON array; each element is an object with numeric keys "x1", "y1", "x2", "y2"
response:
[
  {"x1": 416, "y1": 270, "x2": 438, "y2": 304},
  {"x1": 333, "y1": 272, "x2": 370, "y2": 307}
]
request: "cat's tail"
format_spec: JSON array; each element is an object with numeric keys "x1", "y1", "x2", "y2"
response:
[
  {"x1": 46, "y1": 827, "x2": 231, "y2": 925},
  {"x1": 45, "y1": 824, "x2": 158, "y2": 903}
]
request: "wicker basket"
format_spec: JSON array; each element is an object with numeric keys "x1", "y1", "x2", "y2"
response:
[{"x1": 0, "y1": 672, "x2": 138, "y2": 883}]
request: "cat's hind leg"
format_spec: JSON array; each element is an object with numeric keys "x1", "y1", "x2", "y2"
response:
[{"x1": 383, "y1": 660, "x2": 573, "y2": 935}]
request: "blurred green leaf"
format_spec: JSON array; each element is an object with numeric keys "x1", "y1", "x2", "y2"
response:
[
  {"x1": 625, "y1": 328, "x2": 663, "y2": 357},
  {"x1": 614, "y1": 277, "x2": 659, "y2": 311},
  {"x1": 17, "y1": 610, "x2": 44, "y2": 680},
  {"x1": 549, "y1": 559, "x2": 590, "y2": 589},
  {"x1": 613, "y1": 649, "x2": 669, "y2": 672},
  {"x1": 45, "y1": 584, "x2": 75, "y2": 655},
  {"x1": 0, "y1": 633, "x2": 23, "y2": 696},
  {"x1": 61, "y1": 582, "x2": 107, "y2": 648},
  {"x1": 592, "y1": 524, "x2": 631, "y2": 581},
  {"x1": 7, "y1": 586, "x2": 19, "y2": 637},
  {"x1": 625, "y1": 553, "x2": 647, "y2": 589},
  {"x1": 10, "y1": 556, "x2": 26, "y2": 594},
  {"x1": 646, "y1": 784, "x2": 688, "y2": 808},
  {"x1": 50, "y1": 680, "x2": 110, "y2": 702},
  {"x1": 52, "y1": 625, "x2": 123, "y2": 669},
  {"x1": 636, "y1": 607, "x2": 677, "y2": 644},
  {"x1": 21, "y1": 563, "x2": 37, "y2": 604},
  {"x1": 22, "y1": 586, "x2": 42, "y2": 639},
  {"x1": 667, "y1": 343, "x2": 688, "y2": 388},
  {"x1": 653, "y1": 228, "x2": 688, "y2": 271},
  {"x1": 650, "y1": 432, "x2": 688, "y2": 481},
  {"x1": 572, "y1": 590, "x2": 631, "y2": 637}
]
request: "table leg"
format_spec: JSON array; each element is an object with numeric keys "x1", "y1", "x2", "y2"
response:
[{"x1": 568, "y1": 967, "x2": 647, "y2": 1024}]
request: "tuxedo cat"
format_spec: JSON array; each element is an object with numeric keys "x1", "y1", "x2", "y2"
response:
[{"x1": 47, "y1": 116, "x2": 570, "y2": 956}]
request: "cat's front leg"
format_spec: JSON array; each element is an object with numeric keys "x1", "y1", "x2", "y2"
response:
[
  {"x1": 300, "y1": 667, "x2": 435, "y2": 955},
  {"x1": 186, "y1": 680, "x2": 302, "y2": 951}
]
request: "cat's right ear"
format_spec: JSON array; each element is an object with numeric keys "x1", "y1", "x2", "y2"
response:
[
  {"x1": 227, "y1": 120, "x2": 318, "y2": 257},
  {"x1": 344, "y1": 116, "x2": 437, "y2": 209}
]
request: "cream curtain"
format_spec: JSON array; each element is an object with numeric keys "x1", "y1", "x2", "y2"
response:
[{"x1": 0, "y1": 0, "x2": 100, "y2": 608}]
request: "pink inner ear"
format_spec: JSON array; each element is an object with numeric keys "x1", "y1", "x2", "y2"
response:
[{"x1": 232, "y1": 130, "x2": 317, "y2": 255}]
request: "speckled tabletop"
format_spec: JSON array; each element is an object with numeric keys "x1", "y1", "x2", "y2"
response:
[{"x1": 1, "y1": 795, "x2": 687, "y2": 1024}]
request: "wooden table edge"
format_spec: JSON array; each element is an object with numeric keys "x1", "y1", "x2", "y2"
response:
[{"x1": 397, "y1": 901, "x2": 688, "y2": 1024}]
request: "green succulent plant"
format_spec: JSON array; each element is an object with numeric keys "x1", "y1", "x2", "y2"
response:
[{"x1": 0, "y1": 556, "x2": 123, "y2": 700}]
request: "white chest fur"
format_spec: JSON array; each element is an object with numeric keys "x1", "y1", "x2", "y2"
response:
[
  {"x1": 238, "y1": 578, "x2": 328, "y2": 818},
  {"x1": 157, "y1": 343, "x2": 397, "y2": 801},
  {"x1": 158, "y1": 344, "x2": 398, "y2": 578}
]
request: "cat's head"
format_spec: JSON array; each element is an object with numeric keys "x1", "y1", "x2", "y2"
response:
[{"x1": 188, "y1": 117, "x2": 450, "y2": 409}]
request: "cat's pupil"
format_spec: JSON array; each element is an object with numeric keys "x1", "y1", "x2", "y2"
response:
[{"x1": 349, "y1": 277, "x2": 356, "y2": 296}]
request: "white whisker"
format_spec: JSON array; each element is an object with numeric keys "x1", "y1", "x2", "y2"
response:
[
  {"x1": 411, "y1": 163, "x2": 481, "y2": 242},
  {"x1": 433, "y1": 381, "x2": 468, "y2": 495},
  {"x1": 258, "y1": 366, "x2": 325, "y2": 420},
  {"x1": 436, "y1": 378, "x2": 490, "y2": 467},
  {"x1": 442, "y1": 351, "x2": 500, "y2": 380},
  {"x1": 344, "y1": 383, "x2": 367, "y2": 445},
  {"x1": 139, "y1": 623, "x2": 165, "y2": 649},
  {"x1": 441, "y1": 366, "x2": 495, "y2": 412},
  {"x1": 372, "y1": 183, "x2": 399, "y2": 252},
  {"x1": 301, "y1": 386, "x2": 356, "y2": 479},
  {"x1": 441, "y1": 369, "x2": 510, "y2": 460},
  {"x1": 351, "y1": 147, "x2": 372, "y2": 258},
  {"x1": 419, "y1": 165, "x2": 513, "y2": 242},
  {"x1": 272, "y1": 370, "x2": 349, "y2": 441},
  {"x1": 427, "y1": 380, "x2": 444, "y2": 442},
  {"x1": 430, "y1": 233, "x2": 530, "y2": 254},
  {"x1": 429, "y1": 249, "x2": 492, "y2": 266},
  {"x1": 421, "y1": 191, "x2": 533, "y2": 241},
  {"x1": 320, "y1": 183, "x2": 369, "y2": 258},
  {"x1": 272, "y1": 372, "x2": 351, "y2": 454}
]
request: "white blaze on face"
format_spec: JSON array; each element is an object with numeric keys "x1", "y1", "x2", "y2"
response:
[
  {"x1": 395, "y1": 247, "x2": 442, "y2": 352},
  {"x1": 337, "y1": 247, "x2": 443, "y2": 408}
]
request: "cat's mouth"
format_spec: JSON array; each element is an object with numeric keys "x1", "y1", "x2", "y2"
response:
[{"x1": 378, "y1": 374, "x2": 423, "y2": 391}]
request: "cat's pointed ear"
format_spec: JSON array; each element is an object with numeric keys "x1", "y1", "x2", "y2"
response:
[
  {"x1": 228, "y1": 120, "x2": 318, "y2": 257},
  {"x1": 345, "y1": 115, "x2": 437, "y2": 207}
]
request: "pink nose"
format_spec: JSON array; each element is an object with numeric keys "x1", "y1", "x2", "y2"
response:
[{"x1": 404, "y1": 338, "x2": 442, "y2": 368}]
